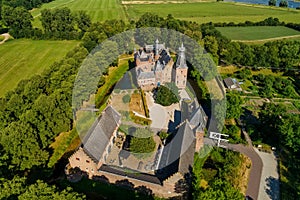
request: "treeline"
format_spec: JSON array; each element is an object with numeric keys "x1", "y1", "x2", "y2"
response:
[
  {"x1": 0, "y1": 45, "x2": 88, "y2": 198},
  {"x1": 211, "y1": 16, "x2": 300, "y2": 33},
  {"x1": 2, "y1": 0, "x2": 53, "y2": 10},
  {"x1": 221, "y1": 40, "x2": 300, "y2": 69},
  {"x1": 0, "y1": 46, "x2": 88, "y2": 171},
  {"x1": 212, "y1": 17, "x2": 284, "y2": 27}
]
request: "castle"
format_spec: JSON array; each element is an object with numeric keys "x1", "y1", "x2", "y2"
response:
[
  {"x1": 67, "y1": 41, "x2": 208, "y2": 198},
  {"x1": 134, "y1": 39, "x2": 188, "y2": 90}
]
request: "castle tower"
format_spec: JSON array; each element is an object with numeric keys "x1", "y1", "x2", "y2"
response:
[
  {"x1": 175, "y1": 43, "x2": 188, "y2": 89},
  {"x1": 155, "y1": 39, "x2": 159, "y2": 55}
]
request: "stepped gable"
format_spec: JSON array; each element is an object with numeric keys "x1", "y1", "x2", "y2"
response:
[{"x1": 82, "y1": 106, "x2": 121, "y2": 162}]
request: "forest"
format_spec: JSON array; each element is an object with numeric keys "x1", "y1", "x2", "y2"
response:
[{"x1": 0, "y1": 3, "x2": 299, "y2": 199}]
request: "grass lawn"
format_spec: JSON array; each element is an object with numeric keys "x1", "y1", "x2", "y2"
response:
[
  {"x1": 216, "y1": 26, "x2": 300, "y2": 41},
  {"x1": 0, "y1": 39, "x2": 79, "y2": 97},
  {"x1": 31, "y1": 0, "x2": 127, "y2": 27},
  {"x1": 125, "y1": 2, "x2": 300, "y2": 24}
]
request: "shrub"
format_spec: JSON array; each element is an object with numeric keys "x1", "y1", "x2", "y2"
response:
[
  {"x1": 129, "y1": 128, "x2": 156, "y2": 158},
  {"x1": 122, "y1": 94, "x2": 131, "y2": 103},
  {"x1": 159, "y1": 131, "x2": 169, "y2": 140}
]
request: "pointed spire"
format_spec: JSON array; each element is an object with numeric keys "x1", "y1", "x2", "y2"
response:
[
  {"x1": 155, "y1": 39, "x2": 159, "y2": 56},
  {"x1": 179, "y1": 43, "x2": 185, "y2": 53},
  {"x1": 176, "y1": 43, "x2": 187, "y2": 69}
]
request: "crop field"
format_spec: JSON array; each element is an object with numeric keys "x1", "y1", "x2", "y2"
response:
[
  {"x1": 0, "y1": 39, "x2": 79, "y2": 97},
  {"x1": 31, "y1": 0, "x2": 127, "y2": 27},
  {"x1": 124, "y1": 2, "x2": 300, "y2": 24},
  {"x1": 216, "y1": 26, "x2": 300, "y2": 41}
]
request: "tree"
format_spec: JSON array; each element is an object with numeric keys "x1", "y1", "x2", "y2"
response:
[
  {"x1": 237, "y1": 68, "x2": 252, "y2": 80},
  {"x1": 122, "y1": 94, "x2": 131, "y2": 103},
  {"x1": 1, "y1": 121, "x2": 49, "y2": 170},
  {"x1": 19, "y1": 180, "x2": 85, "y2": 200},
  {"x1": 279, "y1": 0, "x2": 288, "y2": 7},
  {"x1": 75, "y1": 10, "x2": 91, "y2": 33},
  {"x1": 269, "y1": 0, "x2": 276, "y2": 6},
  {"x1": 226, "y1": 92, "x2": 243, "y2": 119},
  {"x1": 2, "y1": 6, "x2": 33, "y2": 38},
  {"x1": 40, "y1": 7, "x2": 77, "y2": 39},
  {"x1": 203, "y1": 35, "x2": 219, "y2": 64},
  {"x1": 154, "y1": 85, "x2": 179, "y2": 106},
  {"x1": 0, "y1": 176, "x2": 26, "y2": 199}
]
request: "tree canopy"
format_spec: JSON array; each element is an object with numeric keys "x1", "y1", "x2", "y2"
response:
[{"x1": 154, "y1": 85, "x2": 179, "y2": 106}]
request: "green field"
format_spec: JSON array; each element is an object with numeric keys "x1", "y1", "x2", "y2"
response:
[
  {"x1": 0, "y1": 39, "x2": 79, "y2": 97},
  {"x1": 216, "y1": 26, "x2": 300, "y2": 41},
  {"x1": 125, "y1": 2, "x2": 300, "y2": 24},
  {"x1": 31, "y1": 0, "x2": 127, "y2": 27}
]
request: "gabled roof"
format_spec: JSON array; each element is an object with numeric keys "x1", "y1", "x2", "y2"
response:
[
  {"x1": 158, "y1": 121, "x2": 195, "y2": 176},
  {"x1": 223, "y1": 77, "x2": 235, "y2": 88},
  {"x1": 137, "y1": 71, "x2": 155, "y2": 80},
  {"x1": 82, "y1": 106, "x2": 121, "y2": 162},
  {"x1": 176, "y1": 121, "x2": 196, "y2": 174}
]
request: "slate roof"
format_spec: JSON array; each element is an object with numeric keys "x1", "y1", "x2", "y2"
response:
[
  {"x1": 223, "y1": 77, "x2": 235, "y2": 88},
  {"x1": 137, "y1": 71, "x2": 155, "y2": 80},
  {"x1": 82, "y1": 106, "x2": 121, "y2": 162},
  {"x1": 158, "y1": 49, "x2": 171, "y2": 65},
  {"x1": 158, "y1": 121, "x2": 195, "y2": 177},
  {"x1": 181, "y1": 98, "x2": 207, "y2": 132}
]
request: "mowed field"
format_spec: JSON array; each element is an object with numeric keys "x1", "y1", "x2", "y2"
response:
[
  {"x1": 216, "y1": 26, "x2": 300, "y2": 41},
  {"x1": 124, "y1": 2, "x2": 300, "y2": 24},
  {"x1": 31, "y1": 0, "x2": 127, "y2": 26},
  {"x1": 0, "y1": 39, "x2": 79, "y2": 97}
]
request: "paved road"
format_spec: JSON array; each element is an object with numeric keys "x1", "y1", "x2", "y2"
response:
[
  {"x1": 204, "y1": 138, "x2": 263, "y2": 200},
  {"x1": 227, "y1": 143, "x2": 263, "y2": 200}
]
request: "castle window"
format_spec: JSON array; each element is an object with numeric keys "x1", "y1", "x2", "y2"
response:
[
  {"x1": 86, "y1": 160, "x2": 90, "y2": 163},
  {"x1": 76, "y1": 157, "x2": 80, "y2": 161},
  {"x1": 181, "y1": 71, "x2": 183, "y2": 74}
]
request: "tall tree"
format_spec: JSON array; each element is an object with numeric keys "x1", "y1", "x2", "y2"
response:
[
  {"x1": 2, "y1": 6, "x2": 33, "y2": 38},
  {"x1": 269, "y1": 0, "x2": 276, "y2": 6}
]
